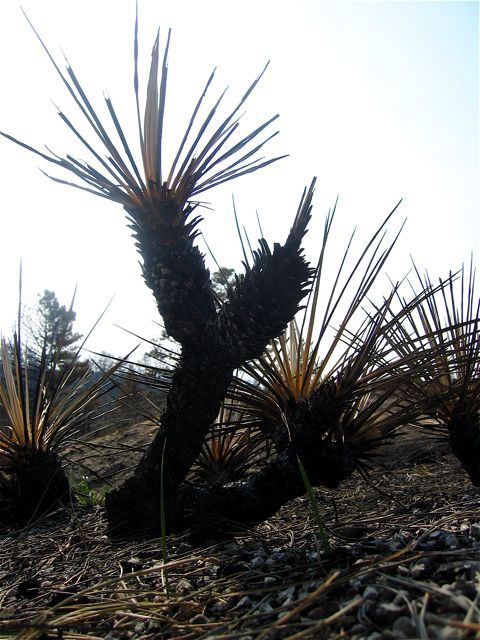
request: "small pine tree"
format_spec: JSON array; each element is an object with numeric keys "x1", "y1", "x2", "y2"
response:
[{"x1": 24, "y1": 290, "x2": 83, "y2": 370}]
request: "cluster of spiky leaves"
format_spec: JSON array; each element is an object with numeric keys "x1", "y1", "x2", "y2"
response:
[
  {"x1": 378, "y1": 262, "x2": 480, "y2": 484},
  {"x1": 210, "y1": 205, "x2": 417, "y2": 487},
  {"x1": 0, "y1": 315, "x2": 123, "y2": 527},
  {"x1": 187, "y1": 209, "x2": 476, "y2": 496},
  {"x1": 2, "y1": 13, "x2": 283, "y2": 212},
  {"x1": 190, "y1": 402, "x2": 270, "y2": 485}
]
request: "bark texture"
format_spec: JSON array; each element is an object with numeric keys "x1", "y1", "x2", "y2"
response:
[{"x1": 126, "y1": 200, "x2": 217, "y2": 347}]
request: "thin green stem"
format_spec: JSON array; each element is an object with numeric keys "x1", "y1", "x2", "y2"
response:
[{"x1": 297, "y1": 455, "x2": 331, "y2": 555}]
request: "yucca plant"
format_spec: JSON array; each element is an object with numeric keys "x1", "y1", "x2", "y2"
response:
[
  {"x1": 223, "y1": 206, "x2": 413, "y2": 481},
  {"x1": 0, "y1": 313, "x2": 124, "y2": 528},
  {"x1": 380, "y1": 263, "x2": 480, "y2": 484},
  {"x1": 1, "y1": 12, "x2": 315, "y2": 537}
]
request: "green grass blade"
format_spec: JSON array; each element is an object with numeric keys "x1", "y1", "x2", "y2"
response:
[{"x1": 297, "y1": 455, "x2": 331, "y2": 555}]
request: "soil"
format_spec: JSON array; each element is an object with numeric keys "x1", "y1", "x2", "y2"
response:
[{"x1": 1, "y1": 423, "x2": 480, "y2": 639}]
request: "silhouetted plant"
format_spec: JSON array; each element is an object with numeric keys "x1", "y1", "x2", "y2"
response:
[
  {"x1": 0, "y1": 314, "x2": 123, "y2": 528},
  {"x1": 380, "y1": 263, "x2": 480, "y2": 484}
]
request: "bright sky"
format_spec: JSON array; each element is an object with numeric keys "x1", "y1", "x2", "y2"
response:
[{"x1": 0, "y1": 0, "x2": 478, "y2": 357}]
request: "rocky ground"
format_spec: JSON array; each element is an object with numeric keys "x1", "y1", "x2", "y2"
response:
[{"x1": 1, "y1": 425, "x2": 480, "y2": 639}]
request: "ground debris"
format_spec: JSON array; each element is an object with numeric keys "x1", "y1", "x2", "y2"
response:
[{"x1": 1, "y1": 453, "x2": 479, "y2": 639}]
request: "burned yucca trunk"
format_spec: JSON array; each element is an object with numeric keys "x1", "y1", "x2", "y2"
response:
[{"x1": 105, "y1": 191, "x2": 314, "y2": 536}]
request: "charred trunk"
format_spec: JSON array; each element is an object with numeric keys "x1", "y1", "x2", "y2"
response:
[
  {"x1": 175, "y1": 442, "x2": 356, "y2": 537},
  {"x1": 105, "y1": 348, "x2": 234, "y2": 538},
  {"x1": 106, "y1": 187, "x2": 314, "y2": 539}
]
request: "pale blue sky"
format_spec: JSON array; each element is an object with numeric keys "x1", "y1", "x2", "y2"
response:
[{"x1": 0, "y1": 0, "x2": 477, "y2": 355}]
